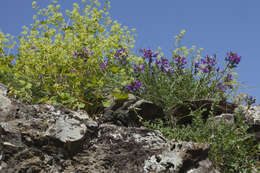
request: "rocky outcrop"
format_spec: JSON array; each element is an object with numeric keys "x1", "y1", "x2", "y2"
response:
[{"x1": 0, "y1": 83, "x2": 258, "y2": 172}]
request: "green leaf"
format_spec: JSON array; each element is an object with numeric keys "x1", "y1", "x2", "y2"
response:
[
  {"x1": 110, "y1": 66, "x2": 120, "y2": 73},
  {"x1": 111, "y1": 92, "x2": 128, "y2": 100},
  {"x1": 25, "y1": 83, "x2": 32, "y2": 89},
  {"x1": 102, "y1": 99, "x2": 112, "y2": 108}
]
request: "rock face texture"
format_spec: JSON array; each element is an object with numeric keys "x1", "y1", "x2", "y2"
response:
[
  {"x1": 239, "y1": 105, "x2": 260, "y2": 141},
  {"x1": 0, "y1": 83, "x2": 258, "y2": 172}
]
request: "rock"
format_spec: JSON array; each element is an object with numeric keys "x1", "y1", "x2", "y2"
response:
[
  {"x1": 0, "y1": 83, "x2": 8, "y2": 96},
  {"x1": 100, "y1": 96, "x2": 165, "y2": 127},
  {"x1": 171, "y1": 98, "x2": 238, "y2": 125},
  {"x1": 237, "y1": 105, "x2": 260, "y2": 141},
  {"x1": 0, "y1": 95, "x2": 14, "y2": 122},
  {"x1": 208, "y1": 113, "x2": 235, "y2": 125},
  {"x1": 45, "y1": 114, "x2": 87, "y2": 155},
  {"x1": 144, "y1": 141, "x2": 219, "y2": 173}
]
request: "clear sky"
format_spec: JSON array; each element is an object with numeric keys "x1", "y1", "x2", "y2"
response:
[{"x1": 0, "y1": 0, "x2": 259, "y2": 104}]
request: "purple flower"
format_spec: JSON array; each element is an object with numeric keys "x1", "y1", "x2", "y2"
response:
[
  {"x1": 155, "y1": 58, "x2": 174, "y2": 75},
  {"x1": 114, "y1": 48, "x2": 128, "y2": 65},
  {"x1": 173, "y1": 56, "x2": 187, "y2": 69},
  {"x1": 217, "y1": 83, "x2": 226, "y2": 92},
  {"x1": 140, "y1": 49, "x2": 158, "y2": 66},
  {"x1": 100, "y1": 61, "x2": 108, "y2": 70},
  {"x1": 225, "y1": 73, "x2": 232, "y2": 82},
  {"x1": 245, "y1": 95, "x2": 256, "y2": 106},
  {"x1": 181, "y1": 57, "x2": 187, "y2": 64},
  {"x1": 125, "y1": 80, "x2": 142, "y2": 91},
  {"x1": 200, "y1": 55, "x2": 216, "y2": 73},
  {"x1": 83, "y1": 47, "x2": 88, "y2": 54},
  {"x1": 201, "y1": 66, "x2": 209, "y2": 73},
  {"x1": 140, "y1": 49, "x2": 158, "y2": 59},
  {"x1": 133, "y1": 64, "x2": 144, "y2": 73},
  {"x1": 73, "y1": 51, "x2": 77, "y2": 57},
  {"x1": 225, "y1": 52, "x2": 241, "y2": 68},
  {"x1": 194, "y1": 60, "x2": 200, "y2": 73},
  {"x1": 115, "y1": 48, "x2": 127, "y2": 59}
]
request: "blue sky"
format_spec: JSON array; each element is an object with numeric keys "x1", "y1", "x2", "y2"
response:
[{"x1": 0, "y1": 0, "x2": 259, "y2": 104}]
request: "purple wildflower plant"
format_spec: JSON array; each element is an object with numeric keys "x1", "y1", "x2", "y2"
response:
[
  {"x1": 217, "y1": 83, "x2": 226, "y2": 92},
  {"x1": 225, "y1": 52, "x2": 241, "y2": 68},
  {"x1": 155, "y1": 58, "x2": 174, "y2": 75},
  {"x1": 140, "y1": 49, "x2": 158, "y2": 66},
  {"x1": 125, "y1": 80, "x2": 142, "y2": 92}
]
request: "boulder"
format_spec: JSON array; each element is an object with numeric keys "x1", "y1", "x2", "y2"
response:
[{"x1": 99, "y1": 94, "x2": 165, "y2": 127}]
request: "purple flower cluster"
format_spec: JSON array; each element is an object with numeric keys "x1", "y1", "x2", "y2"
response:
[
  {"x1": 217, "y1": 83, "x2": 226, "y2": 92},
  {"x1": 115, "y1": 48, "x2": 128, "y2": 59},
  {"x1": 125, "y1": 80, "x2": 142, "y2": 91},
  {"x1": 73, "y1": 47, "x2": 92, "y2": 59},
  {"x1": 140, "y1": 48, "x2": 158, "y2": 59},
  {"x1": 225, "y1": 73, "x2": 232, "y2": 82},
  {"x1": 225, "y1": 52, "x2": 241, "y2": 68},
  {"x1": 155, "y1": 58, "x2": 174, "y2": 74},
  {"x1": 244, "y1": 95, "x2": 256, "y2": 106},
  {"x1": 173, "y1": 56, "x2": 187, "y2": 69},
  {"x1": 114, "y1": 48, "x2": 128, "y2": 65},
  {"x1": 133, "y1": 64, "x2": 144, "y2": 73},
  {"x1": 200, "y1": 55, "x2": 217, "y2": 73},
  {"x1": 217, "y1": 73, "x2": 233, "y2": 92},
  {"x1": 139, "y1": 49, "x2": 158, "y2": 66}
]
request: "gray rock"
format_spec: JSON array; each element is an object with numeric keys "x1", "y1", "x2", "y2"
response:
[
  {"x1": 209, "y1": 113, "x2": 235, "y2": 125},
  {"x1": 0, "y1": 95, "x2": 13, "y2": 122},
  {"x1": 237, "y1": 105, "x2": 260, "y2": 141},
  {"x1": 100, "y1": 97, "x2": 164, "y2": 127},
  {"x1": 45, "y1": 115, "x2": 87, "y2": 152},
  {"x1": 0, "y1": 83, "x2": 8, "y2": 96},
  {"x1": 144, "y1": 141, "x2": 215, "y2": 173},
  {"x1": 241, "y1": 105, "x2": 260, "y2": 125}
]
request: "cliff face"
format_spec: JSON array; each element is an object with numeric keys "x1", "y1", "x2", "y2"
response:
[{"x1": 0, "y1": 83, "x2": 258, "y2": 173}]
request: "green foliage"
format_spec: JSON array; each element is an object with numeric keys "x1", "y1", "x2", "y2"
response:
[{"x1": 0, "y1": 0, "x2": 137, "y2": 114}]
